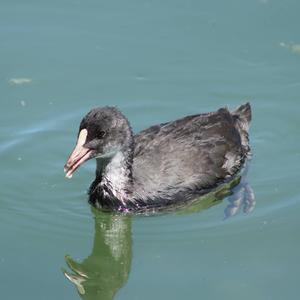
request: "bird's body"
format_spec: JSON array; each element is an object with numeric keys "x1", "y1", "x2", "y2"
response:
[{"x1": 65, "y1": 103, "x2": 252, "y2": 212}]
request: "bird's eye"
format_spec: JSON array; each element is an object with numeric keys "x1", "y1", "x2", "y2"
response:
[{"x1": 99, "y1": 130, "x2": 106, "y2": 138}]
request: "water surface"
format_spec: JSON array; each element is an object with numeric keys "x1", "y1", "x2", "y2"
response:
[{"x1": 1, "y1": 0, "x2": 300, "y2": 299}]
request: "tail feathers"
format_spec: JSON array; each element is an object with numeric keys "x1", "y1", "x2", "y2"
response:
[
  {"x1": 232, "y1": 102, "x2": 251, "y2": 132},
  {"x1": 232, "y1": 102, "x2": 252, "y2": 153}
]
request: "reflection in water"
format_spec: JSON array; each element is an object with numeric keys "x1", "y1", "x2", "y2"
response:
[
  {"x1": 223, "y1": 163, "x2": 255, "y2": 219},
  {"x1": 63, "y1": 209, "x2": 131, "y2": 300},
  {"x1": 174, "y1": 163, "x2": 255, "y2": 217},
  {"x1": 63, "y1": 169, "x2": 255, "y2": 300},
  {"x1": 224, "y1": 177, "x2": 255, "y2": 219}
]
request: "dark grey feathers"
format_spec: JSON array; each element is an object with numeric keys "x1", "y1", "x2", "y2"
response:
[{"x1": 86, "y1": 104, "x2": 252, "y2": 211}]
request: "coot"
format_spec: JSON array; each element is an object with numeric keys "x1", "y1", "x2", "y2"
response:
[{"x1": 64, "y1": 103, "x2": 251, "y2": 211}]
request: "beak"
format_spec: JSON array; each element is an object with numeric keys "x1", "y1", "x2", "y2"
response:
[{"x1": 64, "y1": 129, "x2": 92, "y2": 178}]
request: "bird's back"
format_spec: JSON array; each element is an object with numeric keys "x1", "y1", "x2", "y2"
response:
[{"x1": 132, "y1": 104, "x2": 251, "y2": 206}]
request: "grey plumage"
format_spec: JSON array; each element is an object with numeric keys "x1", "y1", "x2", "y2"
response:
[{"x1": 66, "y1": 103, "x2": 252, "y2": 211}]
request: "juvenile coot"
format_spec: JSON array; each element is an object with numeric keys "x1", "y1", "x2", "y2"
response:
[{"x1": 64, "y1": 103, "x2": 251, "y2": 211}]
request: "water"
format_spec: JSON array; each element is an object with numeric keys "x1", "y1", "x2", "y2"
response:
[{"x1": 1, "y1": 0, "x2": 300, "y2": 299}]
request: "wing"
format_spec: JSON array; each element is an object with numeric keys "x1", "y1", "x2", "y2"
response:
[{"x1": 132, "y1": 108, "x2": 247, "y2": 203}]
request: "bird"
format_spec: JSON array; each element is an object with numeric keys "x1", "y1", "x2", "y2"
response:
[{"x1": 64, "y1": 103, "x2": 251, "y2": 212}]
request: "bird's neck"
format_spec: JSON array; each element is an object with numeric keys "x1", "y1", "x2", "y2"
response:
[{"x1": 93, "y1": 145, "x2": 134, "y2": 208}]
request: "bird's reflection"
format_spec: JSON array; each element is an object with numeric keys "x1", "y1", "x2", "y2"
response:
[
  {"x1": 224, "y1": 162, "x2": 255, "y2": 218},
  {"x1": 63, "y1": 168, "x2": 255, "y2": 300},
  {"x1": 63, "y1": 209, "x2": 132, "y2": 300}
]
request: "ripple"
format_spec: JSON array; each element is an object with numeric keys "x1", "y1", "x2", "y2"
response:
[
  {"x1": 0, "y1": 110, "x2": 95, "y2": 239},
  {"x1": 16, "y1": 111, "x2": 82, "y2": 136},
  {"x1": 0, "y1": 137, "x2": 27, "y2": 153}
]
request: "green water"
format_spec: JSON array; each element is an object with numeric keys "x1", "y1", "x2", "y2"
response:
[{"x1": 1, "y1": 0, "x2": 300, "y2": 299}]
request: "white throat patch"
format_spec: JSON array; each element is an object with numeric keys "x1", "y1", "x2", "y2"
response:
[{"x1": 101, "y1": 151, "x2": 129, "y2": 202}]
